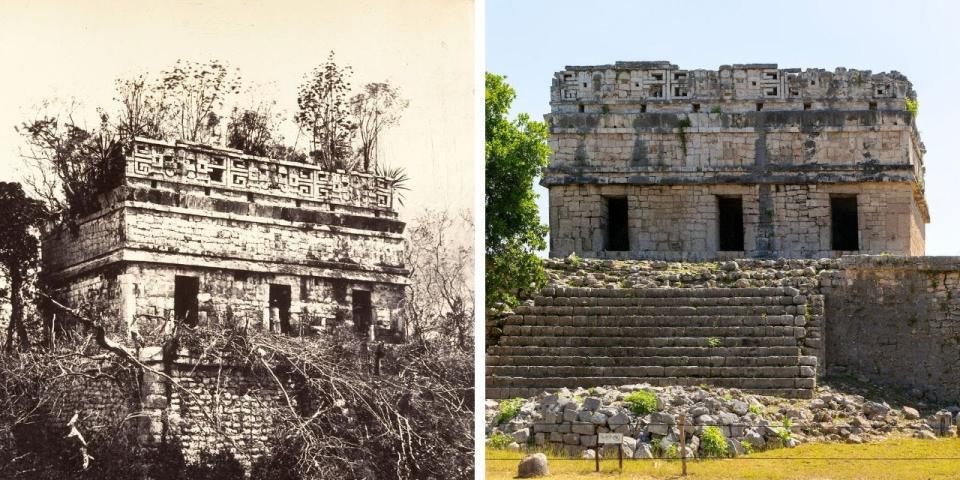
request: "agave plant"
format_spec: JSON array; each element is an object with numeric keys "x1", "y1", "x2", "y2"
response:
[{"x1": 375, "y1": 164, "x2": 410, "y2": 206}]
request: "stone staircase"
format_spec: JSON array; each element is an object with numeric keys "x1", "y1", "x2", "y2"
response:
[{"x1": 487, "y1": 286, "x2": 817, "y2": 399}]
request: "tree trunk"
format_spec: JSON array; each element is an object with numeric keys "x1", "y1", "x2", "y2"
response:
[{"x1": 10, "y1": 269, "x2": 28, "y2": 351}]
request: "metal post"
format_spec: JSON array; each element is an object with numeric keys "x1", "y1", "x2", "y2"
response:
[
  {"x1": 679, "y1": 414, "x2": 687, "y2": 476},
  {"x1": 595, "y1": 434, "x2": 600, "y2": 472}
]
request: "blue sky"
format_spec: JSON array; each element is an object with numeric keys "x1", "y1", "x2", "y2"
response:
[{"x1": 487, "y1": 0, "x2": 960, "y2": 256}]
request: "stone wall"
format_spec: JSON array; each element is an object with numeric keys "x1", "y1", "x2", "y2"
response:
[
  {"x1": 496, "y1": 256, "x2": 960, "y2": 403},
  {"x1": 120, "y1": 264, "x2": 404, "y2": 340},
  {"x1": 823, "y1": 256, "x2": 960, "y2": 403},
  {"x1": 543, "y1": 62, "x2": 928, "y2": 260},
  {"x1": 47, "y1": 354, "x2": 295, "y2": 469},
  {"x1": 549, "y1": 183, "x2": 921, "y2": 260}
]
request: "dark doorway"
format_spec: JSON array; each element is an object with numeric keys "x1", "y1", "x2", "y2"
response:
[
  {"x1": 717, "y1": 196, "x2": 745, "y2": 251},
  {"x1": 831, "y1": 195, "x2": 859, "y2": 251},
  {"x1": 174, "y1": 276, "x2": 199, "y2": 326},
  {"x1": 605, "y1": 197, "x2": 629, "y2": 251},
  {"x1": 352, "y1": 290, "x2": 373, "y2": 335},
  {"x1": 269, "y1": 284, "x2": 291, "y2": 334}
]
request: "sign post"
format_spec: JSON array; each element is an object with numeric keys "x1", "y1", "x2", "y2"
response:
[
  {"x1": 597, "y1": 432, "x2": 624, "y2": 472},
  {"x1": 679, "y1": 414, "x2": 687, "y2": 477}
]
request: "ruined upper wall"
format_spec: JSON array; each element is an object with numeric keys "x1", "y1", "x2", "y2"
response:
[
  {"x1": 127, "y1": 138, "x2": 398, "y2": 216},
  {"x1": 551, "y1": 62, "x2": 915, "y2": 110}
]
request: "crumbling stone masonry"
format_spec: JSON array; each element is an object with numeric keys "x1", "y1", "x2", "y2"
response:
[
  {"x1": 545, "y1": 62, "x2": 928, "y2": 260},
  {"x1": 42, "y1": 137, "x2": 408, "y2": 342},
  {"x1": 39, "y1": 137, "x2": 409, "y2": 465}
]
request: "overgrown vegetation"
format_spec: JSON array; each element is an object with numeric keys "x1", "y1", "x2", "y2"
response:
[
  {"x1": 495, "y1": 398, "x2": 525, "y2": 424},
  {"x1": 487, "y1": 432, "x2": 514, "y2": 450},
  {"x1": 707, "y1": 337, "x2": 722, "y2": 348},
  {"x1": 623, "y1": 390, "x2": 659, "y2": 415},
  {"x1": 18, "y1": 54, "x2": 407, "y2": 226},
  {"x1": 906, "y1": 98, "x2": 919, "y2": 117},
  {"x1": 485, "y1": 73, "x2": 551, "y2": 307},
  {"x1": 677, "y1": 116, "x2": 692, "y2": 154},
  {"x1": 700, "y1": 425, "x2": 730, "y2": 457}
]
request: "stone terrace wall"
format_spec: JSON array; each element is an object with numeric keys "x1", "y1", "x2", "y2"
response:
[
  {"x1": 488, "y1": 256, "x2": 960, "y2": 403},
  {"x1": 823, "y1": 256, "x2": 960, "y2": 403},
  {"x1": 549, "y1": 182, "x2": 922, "y2": 260}
]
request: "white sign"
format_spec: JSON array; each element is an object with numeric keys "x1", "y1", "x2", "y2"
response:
[{"x1": 598, "y1": 433, "x2": 623, "y2": 444}]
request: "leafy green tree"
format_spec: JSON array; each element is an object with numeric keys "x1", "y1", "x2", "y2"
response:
[
  {"x1": 0, "y1": 182, "x2": 48, "y2": 352},
  {"x1": 485, "y1": 73, "x2": 551, "y2": 307}
]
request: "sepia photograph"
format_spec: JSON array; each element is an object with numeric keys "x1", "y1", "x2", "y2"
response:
[
  {"x1": 0, "y1": 0, "x2": 475, "y2": 478},
  {"x1": 484, "y1": 0, "x2": 960, "y2": 479}
]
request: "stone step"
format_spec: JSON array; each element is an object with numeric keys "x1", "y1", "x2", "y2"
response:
[
  {"x1": 489, "y1": 345, "x2": 802, "y2": 357},
  {"x1": 505, "y1": 314, "x2": 802, "y2": 328},
  {"x1": 487, "y1": 355, "x2": 812, "y2": 368},
  {"x1": 540, "y1": 286, "x2": 801, "y2": 298},
  {"x1": 501, "y1": 325, "x2": 803, "y2": 338},
  {"x1": 487, "y1": 386, "x2": 813, "y2": 400},
  {"x1": 498, "y1": 335, "x2": 799, "y2": 348},
  {"x1": 530, "y1": 295, "x2": 803, "y2": 307},
  {"x1": 514, "y1": 305, "x2": 799, "y2": 316},
  {"x1": 486, "y1": 365, "x2": 815, "y2": 379},
  {"x1": 486, "y1": 376, "x2": 814, "y2": 394}
]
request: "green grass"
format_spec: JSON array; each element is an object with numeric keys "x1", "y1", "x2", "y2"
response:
[{"x1": 486, "y1": 437, "x2": 960, "y2": 479}]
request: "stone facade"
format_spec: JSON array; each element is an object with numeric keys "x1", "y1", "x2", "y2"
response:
[
  {"x1": 545, "y1": 62, "x2": 928, "y2": 260},
  {"x1": 42, "y1": 137, "x2": 408, "y2": 342}
]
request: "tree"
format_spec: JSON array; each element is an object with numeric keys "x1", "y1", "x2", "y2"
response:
[
  {"x1": 0, "y1": 183, "x2": 47, "y2": 352},
  {"x1": 485, "y1": 73, "x2": 551, "y2": 307},
  {"x1": 114, "y1": 75, "x2": 170, "y2": 141},
  {"x1": 295, "y1": 52, "x2": 356, "y2": 169},
  {"x1": 226, "y1": 104, "x2": 280, "y2": 157},
  {"x1": 350, "y1": 82, "x2": 408, "y2": 172},
  {"x1": 401, "y1": 209, "x2": 474, "y2": 351},
  {"x1": 158, "y1": 60, "x2": 242, "y2": 144},
  {"x1": 18, "y1": 112, "x2": 124, "y2": 222}
]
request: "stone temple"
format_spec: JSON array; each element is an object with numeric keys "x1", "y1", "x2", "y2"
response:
[
  {"x1": 544, "y1": 61, "x2": 927, "y2": 260},
  {"x1": 42, "y1": 137, "x2": 408, "y2": 342}
]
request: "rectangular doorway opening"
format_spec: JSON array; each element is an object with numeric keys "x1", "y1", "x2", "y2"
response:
[
  {"x1": 605, "y1": 197, "x2": 629, "y2": 251},
  {"x1": 174, "y1": 276, "x2": 199, "y2": 326},
  {"x1": 269, "y1": 284, "x2": 292, "y2": 334},
  {"x1": 831, "y1": 195, "x2": 859, "y2": 251},
  {"x1": 717, "y1": 196, "x2": 744, "y2": 251},
  {"x1": 352, "y1": 290, "x2": 373, "y2": 336}
]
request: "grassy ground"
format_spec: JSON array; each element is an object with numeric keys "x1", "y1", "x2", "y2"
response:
[{"x1": 486, "y1": 437, "x2": 960, "y2": 479}]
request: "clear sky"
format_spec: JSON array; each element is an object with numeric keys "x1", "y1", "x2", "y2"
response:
[
  {"x1": 487, "y1": 0, "x2": 959, "y2": 256},
  {"x1": 0, "y1": 0, "x2": 475, "y2": 219}
]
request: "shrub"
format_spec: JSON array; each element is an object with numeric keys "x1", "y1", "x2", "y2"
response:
[
  {"x1": 495, "y1": 398, "x2": 525, "y2": 424},
  {"x1": 710, "y1": 106, "x2": 722, "y2": 114},
  {"x1": 487, "y1": 432, "x2": 513, "y2": 450},
  {"x1": 740, "y1": 440, "x2": 754, "y2": 454},
  {"x1": 777, "y1": 416, "x2": 794, "y2": 442},
  {"x1": 624, "y1": 390, "x2": 659, "y2": 415},
  {"x1": 905, "y1": 98, "x2": 919, "y2": 117},
  {"x1": 707, "y1": 337, "x2": 722, "y2": 348},
  {"x1": 700, "y1": 426, "x2": 730, "y2": 457},
  {"x1": 748, "y1": 404, "x2": 763, "y2": 416}
]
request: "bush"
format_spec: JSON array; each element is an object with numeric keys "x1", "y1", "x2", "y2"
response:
[
  {"x1": 700, "y1": 426, "x2": 729, "y2": 457},
  {"x1": 487, "y1": 432, "x2": 513, "y2": 450},
  {"x1": 495, "y1": 398, "x2": 525, "y2": 424},
  {"x1": 624, "y1": 390, "x2": 658, "y2": 415}
]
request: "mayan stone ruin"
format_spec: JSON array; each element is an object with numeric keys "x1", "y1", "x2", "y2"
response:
[
  {"x1": 43, "y1": 137, "x2": 408, "y2": 342},
  {"x1": 544, "y1": 62, "x2": 927, "y2": 260},
  {"x1": 486, "y1": 63, "x2": 960, "y2": 417},
  {"x1": 39, "y1": 137, "x2": 409, "y2": 462}
]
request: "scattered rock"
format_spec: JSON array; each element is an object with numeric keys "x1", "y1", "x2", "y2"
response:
[
  {"x1": 902, "y1": 406, "x2": 920, "y2": 420},
  {"x1": 517, "y1": 453, "x2": 549, "y2": 478}
]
